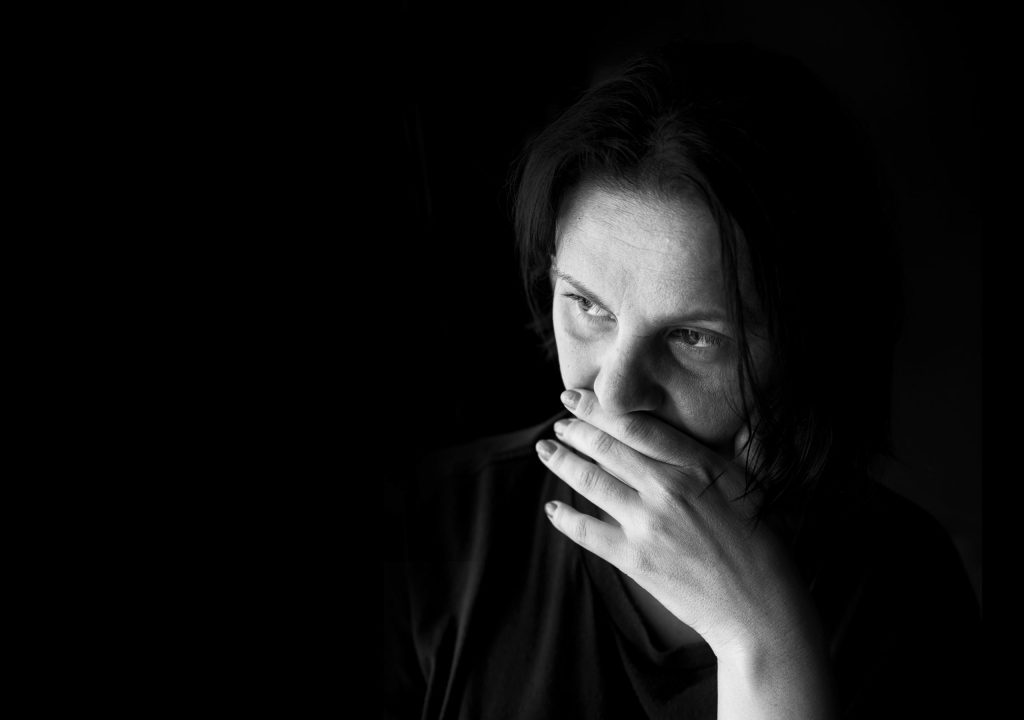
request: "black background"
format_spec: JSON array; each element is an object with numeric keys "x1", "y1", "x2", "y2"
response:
[
  {"x1": 133, "y1": 0, "x2": 981, "y2": 709},
  {"x1": 45, "y1": 1, "x2": 982, "y2": 711},
  {"x1": 377, "y1": 0, "x2": 981, "y2": 607}
]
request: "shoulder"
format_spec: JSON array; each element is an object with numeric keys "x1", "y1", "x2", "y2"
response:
[
  {"x1": 804, "y1": 481, "x2": 982, "y2": 715},
  {"x1": 801, "y1": 478, "x2": 966, "y2": 567},
  {"x1": 800, "y1": 477, "x2": 981, "y2": 642},
  {"x1": 804, "y1": 480, "x2": 976, "y2": 602},
  {"x1": 858, "y1": 482, "x2": 960, "y2": 559},
  {"x1": 802, "y1": 481, "x2": 978, "y2": 663},
  {"x1": 852, "y1": 482, "x2": 973, "y2": 597},
  {"x1": 804, "y1": 479, "x2": 981, "y2": 706},
  {"x1": 861, "y1": 483, "x2": 978, "y2": 616}
]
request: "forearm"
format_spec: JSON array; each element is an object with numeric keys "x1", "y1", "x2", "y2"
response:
[{"x1": 715, "y1": 631, "x2": 839, "y2": 720}]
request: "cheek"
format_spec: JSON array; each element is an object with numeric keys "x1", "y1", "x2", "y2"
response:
[
  {"x1": 552, "y1": 307, "x2": 598, "y2": 389},
  {"x1": 664, "y1": 370, "x2": 746, "y2": 454}
]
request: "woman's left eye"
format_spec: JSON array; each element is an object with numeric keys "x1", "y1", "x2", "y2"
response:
[{"x1": 671, "y1": 328, "x2": 723, "y2": 348}]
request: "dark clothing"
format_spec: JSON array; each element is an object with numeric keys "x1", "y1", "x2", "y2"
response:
[{"x1": 379, "y1": 411, "x2": 981, "y2": 719}]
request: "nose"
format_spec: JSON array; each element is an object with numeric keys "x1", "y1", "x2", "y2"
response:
[{"x1": 593, "y1": 335, "x2": 663, "y2": 416}]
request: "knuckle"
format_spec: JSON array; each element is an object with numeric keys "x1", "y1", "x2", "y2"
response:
[
  {"x1": 592, "y1": 430, "x2": 617, "y2": 456},
  {"x1": 669, "y1": 451, "x2": 703, "y2": 479},
  {"x1": 648, "y1": 472, "x2": 684, "y2": 504},
  {"x1": 576, "y1": 465, "x2": 602, "y2": 494},
  {"x1": 576, "y1": 393, "x2": 594, "y2": 418},
  {"x1": 622, "y1": 414, "x2": 652, "y2": 443},
  {"x1": 572, "y1": 516, "x2": 589, "y2": 545},
  {"x1": 632, "y1": 504, "x2": 660, "y2": 535},
  {"x1": 628, "y1": 545, "x2": 655, "y2": 575},
  {"x1": 644, "y1": 510, "x2": 676, "y2": 539}
]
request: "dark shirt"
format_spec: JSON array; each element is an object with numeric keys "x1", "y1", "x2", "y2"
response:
[{"x1": 378, "y1": 411, "x2": 981, "y2": 719}]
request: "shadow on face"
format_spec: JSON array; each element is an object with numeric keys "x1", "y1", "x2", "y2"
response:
[{"x1": 551, "y1": 181, "x2": 770, "y2": 457}]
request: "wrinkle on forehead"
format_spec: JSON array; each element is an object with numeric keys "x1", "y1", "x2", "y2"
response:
[
  {"x1": 553, "y1": 183, "x2": 734, "y2": 328},
  {"x1": 556, "y1": 182, "x2": 719, "y2": 259},
  {"x1": 556, "y1": 183, "x2": 723, "y2": 284}
]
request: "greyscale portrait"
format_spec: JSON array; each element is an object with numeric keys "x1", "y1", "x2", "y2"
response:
[{"x1": 371, "y1": 3, "x2": 982, "y2": 718}]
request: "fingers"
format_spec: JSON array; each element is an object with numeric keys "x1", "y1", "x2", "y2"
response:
[
  {"x1": 553, "y1": 417, "x2": 657, "y2": 494},
  {"x1": 560, "y1": 388, "x2": 706, "y2": 468},
  {"x1": 543, "y1": 500, "x2": 624, "y2": 565},
  {"x1": 535, "y1": 438, "x2": 639, "y2": 518}
]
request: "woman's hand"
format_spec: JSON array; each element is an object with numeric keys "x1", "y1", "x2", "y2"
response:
[{"x1": 536, "y1": 388, "x2": 838, "y2": 719}]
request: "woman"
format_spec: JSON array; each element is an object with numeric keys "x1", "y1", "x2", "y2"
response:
[{"x1": 383, "y1": 41, "x2": 980, "y2": 719}]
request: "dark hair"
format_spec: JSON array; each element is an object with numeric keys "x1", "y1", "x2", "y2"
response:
[{"x1": 513, "y1": 41, "x2": 903, "y2": 517}]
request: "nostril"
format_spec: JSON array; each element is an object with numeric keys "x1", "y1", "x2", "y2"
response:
[{"x1": 595, "y1": 372, "x2": 661, "y2": 416}]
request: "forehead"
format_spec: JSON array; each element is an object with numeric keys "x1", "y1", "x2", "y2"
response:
[{"x1": 555, "y1": 183, "x2": 726, "y2": 315}]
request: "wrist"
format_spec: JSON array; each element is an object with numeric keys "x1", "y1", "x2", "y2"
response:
[
  {"x1": 715, "y1": 628, "x2": 822, "y2": 684},
  {"x1": 713, "y1": 617, "x2": 838, "y2": 720}
]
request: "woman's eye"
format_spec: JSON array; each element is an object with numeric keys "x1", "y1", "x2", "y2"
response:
[
  {"x1": 564, "y1": 293, "x2": 613, "y2": 321},
  {"x1": 672, "y1": 328, "x2": 723, "y2": 348}
]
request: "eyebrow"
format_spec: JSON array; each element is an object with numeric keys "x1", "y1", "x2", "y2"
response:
[
  {"x1": 552, "y1": 266, "x2": 731, "y2": 326},
  {"x1": 553, "y1": 268, "x2": 614, "y2": 313}
]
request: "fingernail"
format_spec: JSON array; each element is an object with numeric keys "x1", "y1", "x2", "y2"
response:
[
  {"x1": 544, "y1": 501, "x2": 557, "y2": 519},
  {"x1": 535, "y1": 439, "x2": 556, "y2": 461},
  {"x1": 560, "y1": 390, "x2": 580, "y2": 410},
  {"x1": 553, "y1": 419, "x2": 569, "y2": 436}
]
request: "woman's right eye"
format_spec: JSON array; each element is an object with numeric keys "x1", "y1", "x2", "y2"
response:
[{"x1": 563, "y1": 293, "x2": 614, "y2": 322}]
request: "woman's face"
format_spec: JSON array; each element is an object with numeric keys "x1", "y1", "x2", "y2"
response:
[{"x1": 551, "y1": 182, "x2": 770, "y2": 458}]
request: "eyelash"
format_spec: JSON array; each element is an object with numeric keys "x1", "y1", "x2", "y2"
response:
[
  {"x1": 669, "y1": 328, "x2": 723, "y2": 349},
  {"x1": 562, "y1": 292, "x2": 724, "y2": 350},
  {"x1": 564, "y1": 293, "x2": 613, "y2": 322}
]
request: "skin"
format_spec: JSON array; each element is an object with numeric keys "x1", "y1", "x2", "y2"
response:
[
  {"x1": 550, "y1": 181, "x2": 763, "y2": 456},
  {"x1": 535, "y1": 182, "x2": 838, "y2": 719}
]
